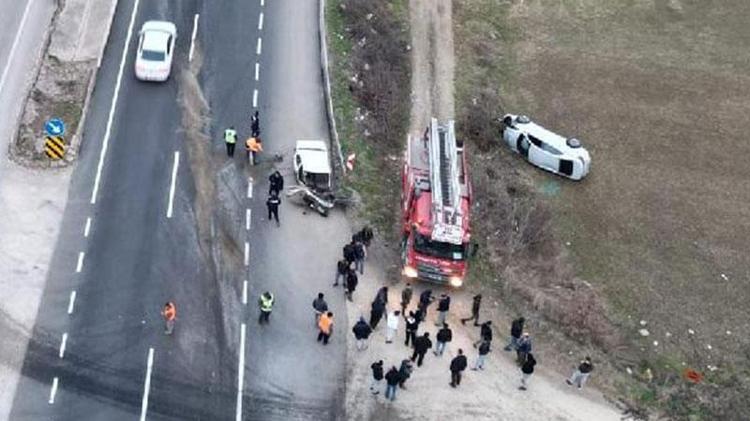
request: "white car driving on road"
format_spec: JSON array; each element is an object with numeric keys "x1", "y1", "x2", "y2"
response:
[
  {"x1": 501, "y1": 114, "x2": 591, "y2": 180},
  {"x1": 134, "y1": 21, "x2": 177, "y2": 82}
]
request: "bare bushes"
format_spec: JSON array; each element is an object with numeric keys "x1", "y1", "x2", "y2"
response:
[
  {"x1": 334, "y1": 0, "x2": 410, "y2": 244},
  {"x1": 340, "y1": 0, "x2": 410, "y2": 150}
]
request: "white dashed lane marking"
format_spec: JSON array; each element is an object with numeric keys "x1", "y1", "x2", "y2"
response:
[
  {"x1": 140, "y1": 348, "x2": 154, "y2": 421},
  {"x1": 189, "y1": 14, "x2": 200, "y2": 62},
  {"x1": 84, "y1": 217, "x2": 92, "y2": 237},
  {"x1": 166, "y1": 151, "x2": 180, "y2": 218},
  {"x1": 255, "y1": 63, "x2": 259, "y2": 81},
  {"x1": 59, "y1": 333, "x2": 68, "y2": 359},
  {"x1": 48, "y1": 377, "x2": 59, "y2": 404},
  {"x1": 236, "y1": 323, "x2": 246, "y2": 421},
  {"x1": 258, "y1": 12, "x2": 264, "y2": 30},
  {"x1": 256, "y1": 38, "x2": 262, "y2": 55},
  {"x1": 67, "y1": 291, "x2": 77, "y2": 314},
  {"x1": 75, "y1": 252, "x2": 85, "y2": 273}
]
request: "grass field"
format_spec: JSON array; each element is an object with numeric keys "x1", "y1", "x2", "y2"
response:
[{"x1": 454, "y1": 0, "x2": 750, "y2": 417}]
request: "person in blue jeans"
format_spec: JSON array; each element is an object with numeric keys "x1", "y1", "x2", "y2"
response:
[{"x1": 384, "y1": 366, "x2": 401, "y2": 401}]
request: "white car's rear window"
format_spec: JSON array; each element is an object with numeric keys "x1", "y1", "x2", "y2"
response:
[{"x1": 141, "y1": 50, "x2": 165, "y2": 61}]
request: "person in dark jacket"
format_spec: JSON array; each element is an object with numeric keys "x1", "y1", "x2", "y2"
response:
[
  {"x1": 398, "y1": 359, "x2": 413, "y2": 389},
  {"x1": 473, "y1": 321, "x2": 493, "y2": 347},
  {"x1": 312, "y1": 293, "x2": 328, "y2": 325},
  {"x1": 472, "y1": 340, "x2": 491, "y2": 370},
  {"x1": 417, "y1": 289, "x2": 434, "y2": 322},
  {"x1": 345, "y1": 269, "x2": 358, "y2": 301},
  {"x1": 333, "y1": 259, "x2": 349, "y2": 286},
  {"x1": 358, "y1": 226, "x2": 374, "y2": 247},
  {"x1": 268, "y1": 170, "x2": 284, "y2": 196},
  {"x1": 370, "y1": 360, "x2": 384, "y2": 395},
  {"x1": 519, "y1": 352, "x2": 537, "y2": 390},
  {"x1": 435, "y1": 294, "x2": 451, "y2": 326},
  {"x1": 404, "y1": 311, "x2": 419, "y2": 347},
  {"x1": 384, "y1": 366, "x2": 400, "y2": 401},
  {"x1": 461, "y1": 294, "x2": 483, "y2": 326},
  {"x1": 352, "y1": 317, "x2": 372, "y2": 350},
  {"x1": 434, "y1": 323, "x2": 453, "y2": 356},
  {"x1": 250, "y1": 110, "x2": 260, "y2": 137},
  {"x1": 375, "y1": 286, "x2": 389, "y2": 306},
  {"x1": 342, "y1": 242, "x2": 356, "y2": 266},
  {"x1": 400, "y1": 283, "x2": 413, "y2": 314},
  {"x1": 353, "y1": 237, "x2": 366, "y2": 275},
  {"x1": 449, "y1": 349, "x2": 468, "y2": 387},
  {"x1": 504, "y1": 317, "x2": 525, "y2": 351},
  {"x1": 369, "y1": 298, "x2": 385, "y2": 329},
  {"x1": 266, "y1": 193, "x2": 281, "y2": 226},
  {"x1": 411, "y1": 332, "x2": 432, "y2": 367},
  {"x1": 516, "y1": 332, "x2": 532, "y2": 365},
  {"x1": 566, "y1": 356, "x2": 594, "y2": 389}
]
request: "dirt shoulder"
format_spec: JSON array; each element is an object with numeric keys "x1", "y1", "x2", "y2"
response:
[{"x1": 327, "y1": 0, "x2": 621, "y2": 419}]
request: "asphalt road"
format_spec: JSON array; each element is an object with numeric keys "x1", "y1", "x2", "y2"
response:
[{"x1": 10, "y1": 0, "x2": 348, "y2": 420}]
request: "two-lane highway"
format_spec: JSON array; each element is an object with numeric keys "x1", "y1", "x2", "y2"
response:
[{"x1": 11, "y1": 0, "x2": 349, "y2": 420}]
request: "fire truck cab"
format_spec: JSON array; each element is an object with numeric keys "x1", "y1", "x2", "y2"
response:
[{"x1": 401, "y1": 118, "x2": 471, "y2": 287}]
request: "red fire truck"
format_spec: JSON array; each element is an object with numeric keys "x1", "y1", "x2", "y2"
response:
[{"x1": 401, "y1": 118, "x2": 472, "y2": 287}]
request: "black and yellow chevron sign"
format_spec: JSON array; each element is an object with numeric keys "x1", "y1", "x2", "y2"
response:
[{"x1": 44, "y1": 135, "x2": 66, "y2": 160}]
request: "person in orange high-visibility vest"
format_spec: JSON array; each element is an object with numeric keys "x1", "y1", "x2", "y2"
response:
[
  {"x1": 317, "y1": 311, "x2": 334, "y2": 345},
  {"x1": 161, "y1": 302, "x2": 176, "y2": 335},
  {"x1": 245, "y1": 136, "x2": 263, "y2": 165}
]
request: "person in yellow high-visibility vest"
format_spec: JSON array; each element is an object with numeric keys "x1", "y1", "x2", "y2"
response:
[
  {"x1": 245, "y1": 136, "x2": 263, "y2": 165},
  {"x1": 224, "y1": 126, "x2": 237, "y2": 157}
]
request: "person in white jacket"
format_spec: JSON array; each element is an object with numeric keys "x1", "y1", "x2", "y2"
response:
[{"x1": 385, "y1": 310, "x2": 401, "y2": 343}]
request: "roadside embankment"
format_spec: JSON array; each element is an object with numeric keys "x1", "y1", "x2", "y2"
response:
[{"x1": 11, "y1": 0, "x2": 117, "y2": 167}]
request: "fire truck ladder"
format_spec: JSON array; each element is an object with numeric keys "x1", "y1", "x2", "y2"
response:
[{"x1": 427, "y1": 118, "x2": 462, "y2": 244}]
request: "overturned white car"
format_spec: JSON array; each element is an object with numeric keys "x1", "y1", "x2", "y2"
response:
[{"x1": 501, "y1": 114, "x2": 591, "y2": 181}]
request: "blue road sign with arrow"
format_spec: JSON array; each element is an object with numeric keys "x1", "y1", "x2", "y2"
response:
[{"x1": 45, "y1": 118, "x2": 65, "y2": 136}]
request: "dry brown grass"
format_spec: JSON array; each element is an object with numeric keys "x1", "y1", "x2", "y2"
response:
[{"x1": 455, "y1": 0, "x2": 750, "y2": 418}]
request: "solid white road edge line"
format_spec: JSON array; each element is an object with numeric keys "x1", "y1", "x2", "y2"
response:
[
  {"x1": 189, "y1": 14, "x2": 200, "y2": 62},
  {"x1": 90, "y1": 0, "x2": 142, "y2": 204},
  {"x1": 256, "y1": 38, "x2": 262, "y2": 55},
  {"x1": 166, "y1": 151, "x2": 180, "y2": 218},
  {"x1": 252, "y1": 89, "x2": 258, "y2": 108},
  {"x1": 140, "y1": 347, "x2": 154, "y2": 421},
  {"x1": 48, "y1": 377, "x2": 59, "y2": 404},
  {"x1": 67, "y1": 290, "x2": 77, "y2": 314},
  {"x1": 59, "y1": 333, "x2": 68, "y2": 358},
  {"x1": 242, "y1": 280, "x2": 248, "y2": 305},
  {"x1": 258, "y1": 12, "x2": 264, "y2": 30},
  {"x1": 244, "y1": 242, "x2": 249, "y2": 266},
  {"x1": 84, "y1": 217, "x2": 92, "y2": 237},
  {"x1": 236, "y1": 323, "x2": 246, "y2": 421},
  {"x1": 255, "y1": 63, "x2": 259, "y2": 81},
  {"x1": 75, "y1": 252, "x2": 85, "y2": 273},
  {"x1": 0, "y1": 0, "x2": 34, "y2": 95},
  {"x1": 246, "y1": 209, "x2": 251, "y2": 230}
]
